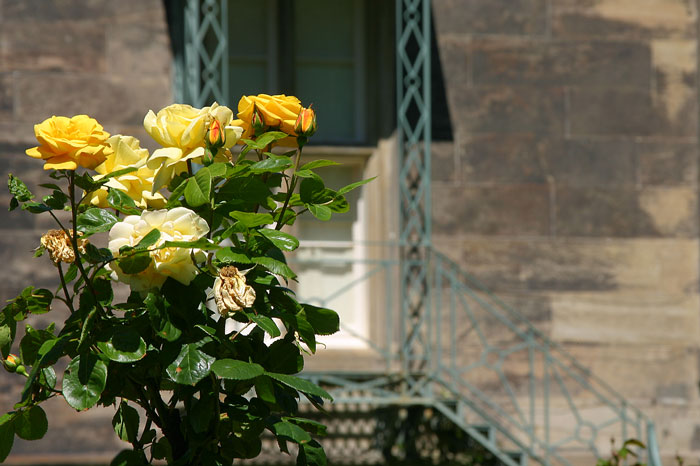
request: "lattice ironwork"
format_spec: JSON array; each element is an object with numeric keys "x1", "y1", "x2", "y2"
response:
[
  {"x1": 181, "y1": 0, "x2": 229, "y2": 106},
  {"x1": 397, "y1": 0, "x2": 434, "y2": 381}
]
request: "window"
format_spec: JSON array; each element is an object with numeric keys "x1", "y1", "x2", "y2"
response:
[{"x1": 227, "y1": 0, "x2": 395, "y2": 145}]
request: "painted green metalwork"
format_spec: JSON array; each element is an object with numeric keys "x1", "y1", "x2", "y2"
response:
[{"x1": 177, "y1": 1, "x2": 662, "y2": 465}]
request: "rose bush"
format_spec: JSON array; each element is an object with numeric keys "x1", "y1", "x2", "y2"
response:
[{"x1": 0, "y1": 97, "x2": 372, "y2": 465}]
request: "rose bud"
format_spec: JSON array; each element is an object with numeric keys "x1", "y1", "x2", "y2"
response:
[
  {"x1": 207, "y1": 118, "x2": 225, "y2": 148},
  {"x1": 294, "y1": 105, "x2": 317, "y2": 138},
  {"x1": 3, "y1": 354, "x2": 20, "y2": 372},
  {"x1": 251, "y1": 105, "x2": 266, "y2": 136}
]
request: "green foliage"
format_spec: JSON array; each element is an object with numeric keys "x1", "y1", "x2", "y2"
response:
[{"x1": 1, "y1": 114, "x2": 373, "y2": 465}]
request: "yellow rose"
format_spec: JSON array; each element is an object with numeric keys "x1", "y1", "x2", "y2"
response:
[
  {"x1": 107, "y1": 207, "x2": 210, "y2": 292},
  {"x1": 236, "y1": 94, "x2": 302, "y2": 142},
  {"x1": 86, "y1": 135, "x2": 166, "y2": 209},
  {"x1": 144, "y1": 103, "x2": 243, "y2": 191},
  {"x1": 26, "y1": 115, "x2": 112, "y2": 170}
]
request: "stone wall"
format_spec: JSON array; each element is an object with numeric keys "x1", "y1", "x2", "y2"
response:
[
  {"x1": 0, "y1": 0, "x2": 172, "y2": 462},
  {"x1": 432, "y1": 0, "x2": 700, "y2": 456}
]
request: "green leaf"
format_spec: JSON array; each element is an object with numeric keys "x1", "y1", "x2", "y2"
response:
[
  {"x1": 302, "y1": 305, "x2": 340, "y2": 336},
  {"x1": 97, "y1": 327, "x2": 147, "y2": 363},
  {"x1": 286, "y1": 417, "x2": 328, "y2": 437},
  {"x1": 62, "y1": 354, "x2": 108, "y2": 410},
  {"x1": 110, "y1": 449, "x2": 148, "y2": 466},
  {"x1": 161, "y1": 238, "x2": 217, "y2": 250},
  {"x1": 8, "y1": 174, "x2": 33, "y2": 201},
  {"x1": 0, "y1": 326, "x2": 11, "y2": 355},
  {"x1": 251, "y1": 256, "x2": 296, "y2": 279},
  {"x1": 230, "y1": 211, "x2": 274, "y2": 228},
  {"x1": 145, "y1": 294, "x2": 182, "y2": 342},
  {"x1": 207, "y1": 162, "x2": 228, "y2": 178},
  {"x1": 272, "y1": 420, "x2": 312, "y2": 444},
  {"x1": 184, "y1": 167, "x2": 212, "y2": 207},
  {"x1": 107, "y1": 188, "x2": 141, "y2": 215},
  {"x1": 189, "y1": 395, "x2": 215, "y2": 433},
  {"x1": 297, "y1": 439, "x2": 327, "y2": 466},
  {"x1": 259, "y1": 229, "x2": 299, "y2": 251},
  {"x1": 266, "y1": 373, "x2": 332, "y2": 400},
  {"x1": 166, "y1": 343, "x2": 215, "y2": 385},
  {"x1": 0, "y1": 414, "x2": 14, "y2": 462},
  {"x1": 73, "y1": 172, "x2": 100, "y2": 191},
  {"x1": 295, "y1": 314, "x2": 317, "y2": 353},
  {"x1": 101, "y1": 166, "x2": 138, "y2": 181},
  {"x1": 299, "y1": 175, "x2": 328, "y2": 204},
  {"x1": 77, "y1": 208, "x2": 119, "y2": 235},
  {"x1": 21, "y1": 288, "x2": 53, "y2": 315},
  {"x1": 83, "y1": 243, "x2": 113, "y2": 264},
  {"x1": 19, "y1": 325, "x2": 55, "y2": 367},
  {"x1": 118, "y1": 252, "x2": 152, "y2": 274},
  {"x1": 212, "y1": 359, "x2": 265, "y2": 380},
  {"x1": 242, "y1": 131, "x2": 289, "y2": 150},
  {"x1": 43, "y1": 189, "x2": 68, "y2": 210},
  {"x1": 112, "y1": 401, "x2": 140, "y2": 444},
  {"x1": 135, "y1": 228, "x2": 161, "y2": 250},
  {"x1": 300, "y1": 160, "x2": 339, "y2": 171},
  {"x1": 21, "y1": 202, "x2": 51, "y2": 214},
  {"x1": 337, "y1": 176, "x2": 376, "y2": 195},
  {"x1": 255, "y1": 376, "x2": 276, "y2": 404},
  {"x1": 248, "y1": 313, "x2": 281, "y2": 338},
  {"x1": 13, "y1": 405, "x2": 48, "y2": 440},
  {"x1": 250, "y1": 154, "x2": 293, "y2": 174},
  {"x1": 307, "y1": 204, "x2": 331, "y2": 221},
  {"x1": 216, "y1": 248, "x2": 253, "y2": 265}
]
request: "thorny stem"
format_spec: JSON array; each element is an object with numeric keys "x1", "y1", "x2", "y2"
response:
[{"x1": 275, "y1": 146, "x2": 303, "y2": 230}]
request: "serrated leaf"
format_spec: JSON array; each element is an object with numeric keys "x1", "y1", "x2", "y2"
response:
[
  {"x1": 184, "y1": 167, "x2": 212, "y2": 207},
  {"x1": 135, "y1": 228, "x2": 160, "y2": 250},
  {"x1": 145, "y1": 293, "x2": 182, "y2": 342},
  {"x1": 13, "y1": 405, "x2": 48, "y2": 440},
  {"x1": 300, "y1": 160, "x2": 339, "y2": 171},
  {"x1": 250, "y1": 154, "x2": 293, "y2": 174},
  {"x1": 307, "y1": 204, "x2": 331, "y2": 221},
  {"x1": 272, "y1": 420, "x2": 312, "y2": 444},
  {"x1": 207, "y1": 162, "x2": 228, "y2": 177},
  {"x1": 107, "y1": 188, "x2": 141, "y2": 215},
  {"x1": 112, "y1": 401, "x2": 140, "y2": 444},
  {"x1": 259, "y1": 229, "x2": 299, "y2": 251},
  {"x1": 8, "y1": 174, "x2": 33, "y2": 202},
  {"x1": 77, "y1": 208, "x2": 119, "y2": 235},
  {"x1": 251, "y1": 256, "x2": 296, "y2": 279},
  {"x1": 117, "y1": 252, "x2": 152, "y2": 274},
  {"x1": 266, "y1": 373, "x2": 332, "y2": 400},
  {"x1": 62, "y1": 353, "x2": 108, "y2": 410},
  {"x1": 216, "y1": 248, "x2": 253, "y2": 264},
  {"x1": 248, "y1": 313, "x2": 281, "y2": 338},
  {"x1": 230, "y1": 211, "x2": 274, "y2": 228},
  {"x1": 337, "y1": 176, "x2": 375, "y2": 195},
  {"x1": 97, "y1": 327, "x2": 147, "y2": 363},
  {"x1": 0, "y1": 414, "x2": 14, "y2": 462},
  {"x1": 211, "y1": 359, "x2": 264, "y2": 380},
  {"x1": 166, "y1": 343, "x2": 214, "y2": 385},
  {"x1": 242, "y1": 131, "x2": 289, "y2": 150},
  {"x1": 102, "y1": 166, "x2": 138, "y2": 181},
  {"x1": 302, "y1": 305, "x2": 339, "y2": 336},
  {"x1": 297, "y1": 439, "x2": 327, "y2": 466}
]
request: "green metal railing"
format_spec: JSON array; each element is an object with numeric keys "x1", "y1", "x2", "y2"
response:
[{"x1": 294, "y1": 244, "x2": 661, "y2": 466}]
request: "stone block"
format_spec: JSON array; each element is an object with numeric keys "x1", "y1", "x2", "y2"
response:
[
  {"x1": 1, "y1": 0, "x2": 113, "y2": 22},
  {"x1": 106, "y1": 18, "x2": 171, "y2": 78},
  {"x1": 437, "y1": 38, "x2": 471, "y2": 90},
  {"x1": 636, "y1": 141, "x2": 697, "y2": 186},
  {"x1": 652, "y1": 39, "x2": 697, "y2": 129},
  {"x1": 556, "y1": 186, "x2": 697, "y2": 237},
  {"x1": 433, "y1": 184, "x2": 550, "y2": 237},
  {"x1": 472, "y1": 38, "x2": 651, "y2": 89},
  {"x1": 551, "y1": 292, "x2": 700, "y2": 345},
  {"x1": 548, "y1": 139, "x2": 637, "y2": 187},
  {"x1": 551, "y1": 0, "x2": 698, "y2": 39},
  {"x1": 431, "y1": 141, "x2": 458, "y2": 183},
  {"x1": 0, "y1": 20, "x2": 106, "y2": 72},
  {"x1": 433, "y1": 0, "x2": 547, "y2": 36},
  {"x1": 0, "y1": 73, "x2": 12, "y2": 119},
  {"x1": 434, "y1": 237, "x2": 699, "y2": 295},
  {"x1": 457, "y1": 133, "x2": 550, "y2": 184},
  {"x1": 568, "y1": 88, "x2": 696, "y2": 138},
  {"x1": 15, "y1": 73, "x2": 171, "y2": 126},
  {"x1": 449, "y1": 87, "x2": 566, "y2": 136}
]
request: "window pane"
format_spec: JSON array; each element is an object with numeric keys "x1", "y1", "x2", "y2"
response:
[
  {"x1": 295, "y1": 64, "x2": 356, "y2": 142},
  {"x1": 228, "y1": 0, "x2": 269, "y2": 57},
  {"x1": 294, "y1": 0, "x2": 355, "y2": 60}
]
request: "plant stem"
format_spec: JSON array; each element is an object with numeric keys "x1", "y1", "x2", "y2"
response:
[
  {"x1": 275, "y1": 146, "x2": 303, "y2": 230},
  {"x1": 56, "y1": 262, "x2": 74, "y2": 314},
  {"x1": 67, "y1": 172, "x2": 106, "y2": 317}
]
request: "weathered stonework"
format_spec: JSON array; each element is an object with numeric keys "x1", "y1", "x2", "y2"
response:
[{"x1": 434, "y1": 0, "x2": 700, "y2": 456}]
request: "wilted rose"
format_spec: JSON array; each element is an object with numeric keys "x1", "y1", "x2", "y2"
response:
[{"x1": 213, "y1": 266, "x2": 256, "y2": 317}]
